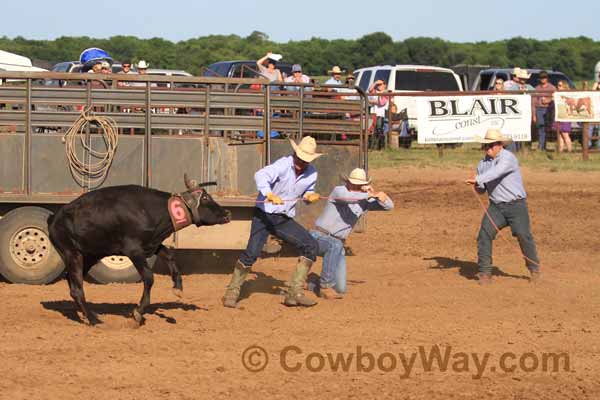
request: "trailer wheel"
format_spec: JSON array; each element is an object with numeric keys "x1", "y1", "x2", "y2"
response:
[
  {"x1": 0, "y1": 207, "x2": 65, "y2": 284},
  {"x1": 88, "y1": 255, "x2": 157, "y2": 284}
]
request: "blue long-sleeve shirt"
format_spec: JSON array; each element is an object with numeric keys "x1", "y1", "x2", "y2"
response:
[
  {"x1": 255, "y1": 155, "x2": 317, "y2": 218},
  {"x1": 475, "y1": 148, "x2": 527, "y2": 204},
  {"x1": 315, "y1": 185, "x2": 394, "y2": 239}
]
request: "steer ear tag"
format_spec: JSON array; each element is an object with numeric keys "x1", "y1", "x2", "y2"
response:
[{"x1": 168, "y1": 196, "x2": 193, "y2": 232}]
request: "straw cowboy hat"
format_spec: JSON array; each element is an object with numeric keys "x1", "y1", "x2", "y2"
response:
[
  {"x1": 136, "y1": 60, "x2": 149, "y2": 69},
  {"x1": 511, "y1": 67, "x2": 531, "y2": 80},
  {"x1": 328, "y1": 66, "x2": 345, "y2": 75},
  {"x1": 290, "y1": 136, "x2": 323, "y2": 162},
  {"x1": 476, "y1": 128, "x2": 512, "y2": 144},
  {"x1": 342, "y1": 168, "x2": 371, "y2": 185}
]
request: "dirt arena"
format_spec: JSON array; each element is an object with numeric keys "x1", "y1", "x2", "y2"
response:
[{"x1": 1, "y1": 166, "x2": 599, "y2": 400}]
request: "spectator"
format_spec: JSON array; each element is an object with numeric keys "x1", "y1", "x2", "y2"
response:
[
  {"x1": 136, "y1": 60, "x2": 149, "y2": 75},
  {"x1": 534, "y1": 71, "x2": 556, "y2": 151},
  {"x1": 503, "y1": 67, "x2": 523, "y2": 91},
  {"x1": 88, "y1": 61, "x2": 102, "y2": 74},
  {"x1": 325, "y1": 66, "x2": 345, "y2": 87},
  {"x1": 492, "y1": 78, "x2": 504, "y2": 91},
  {"x1": 256, "y1": 52, "x2": 283, "y2": 82},
  {"x1": 368, "y1": 79, "x2": 389, "y2": 150},
  {"x1": 120, "y1": 61, "x2": 134, "y2": 75},
  {"x1": 284, "y1": 64, "x2": 310, "y2": 90},
  {"x1": 555, "y1": 80, "x2": 573, "y2": 153},
  {"x1": 100, "y1": 61, "x2": 111, "y2": 74},
  {"x1": 338, "y1": 74, "x2": 359, "y2": 100},
  {"x1": 588, "y1": 72, "x2": 600, "y2": 149}
]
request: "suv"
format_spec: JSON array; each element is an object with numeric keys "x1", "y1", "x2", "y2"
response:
[
  {"x1": 203, "y1": 60, "x2": 294, "y2": 80},
  {"x1": 472, "y1": 68, "x2": 575, "y2": 90},
  {"x1": 353, "y1": 65, "x2": 464, "y2": 129}
]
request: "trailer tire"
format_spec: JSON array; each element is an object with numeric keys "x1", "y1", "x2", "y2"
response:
[
  {"x1": 88, "y1": 255, "x2": 157, "y2": 284},
  {"x1": 0, "y1": 207, "x2": 65, "y2": 284}
]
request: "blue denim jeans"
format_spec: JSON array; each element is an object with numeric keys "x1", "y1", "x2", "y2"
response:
[
  {"x1": 239, "y1": 208, "x2": 318, "y2": 267},
  {"x1": 535, "y1": 107, "x2": 549, "y2": 150},
  {"x1": 477, "y1": 199, "x2": 540, "y2": 275},
  {"x1": 309, "y1": 230, "x2": 347, "y2": 293}
]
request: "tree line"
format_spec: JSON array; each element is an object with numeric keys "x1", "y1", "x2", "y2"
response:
[{"x1": 1, "y1": 32, "x2": 599, "y2": 81}]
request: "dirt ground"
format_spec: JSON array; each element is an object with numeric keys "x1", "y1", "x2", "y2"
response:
[{"x1": 1, "y1": 166, "x2": 599, "y2": 400}]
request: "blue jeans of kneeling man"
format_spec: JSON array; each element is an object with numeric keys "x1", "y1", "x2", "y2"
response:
[{"x1": 309, "y1": 230, "x2": 347, "y2": 293}]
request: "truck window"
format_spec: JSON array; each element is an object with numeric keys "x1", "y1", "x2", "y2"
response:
[
  {"x1": 357, "y1": 71, "x2": 372, "y2": 91},
  {"x1": 394, "y1": 71, "x2": 460, "y2": 91},
  {"x1": 373, "y1": 70, "x2": 391, "y2": 87},
  {"x1": 479, "y1": 72, "x2": 493, "y2": 90}
]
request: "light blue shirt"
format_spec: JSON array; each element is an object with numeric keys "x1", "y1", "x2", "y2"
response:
[
  {"x1": 315, "y1": 185, "x2": 394, "y2": 239},
  {"x1": 476, "y1": 149, "x2": 527, "y2": 204},
  {"x1": 255, "y1": 155, "x2": 317, "y2": 218}
]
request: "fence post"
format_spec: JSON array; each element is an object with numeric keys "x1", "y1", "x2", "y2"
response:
[{"x1": 582, "y1": 122, "x2": 590, "y2": 161}]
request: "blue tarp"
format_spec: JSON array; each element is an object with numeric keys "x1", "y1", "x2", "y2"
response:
[{"x1": 79, "y1": 48, "x2": 112, "y2": 65}]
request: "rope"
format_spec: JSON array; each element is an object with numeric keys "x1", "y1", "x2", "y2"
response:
[
  {"x1": 62, "y1": 106, "x2": 119, "y2": 187},
  {"x1": 470, "y1": 185, "x2": 541, "y2": 268}
]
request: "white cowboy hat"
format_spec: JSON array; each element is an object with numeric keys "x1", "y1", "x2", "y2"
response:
[
  {"x1": 136, "y1": 60, "x2": 149, "y2": 69},
  {"x1": 328, "y1": 66, "x2": 345, "y2": 75},
  {"x1": 290, "y1": 136, "x2": 323, "y2": 162},
  {"x1": 476, "y1": 128, "x2": 512, "y2": 144},
  {"x1": 342, "y1": 168, "x2": 371, "y2": 185}
]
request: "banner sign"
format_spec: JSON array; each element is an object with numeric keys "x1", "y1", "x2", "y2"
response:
[
  {"x1": 553, "y1": 91, "x2": 600, "y2": 122},
  {"x1": 416, "y1": 94, "x2": 532, "y2": 144}
]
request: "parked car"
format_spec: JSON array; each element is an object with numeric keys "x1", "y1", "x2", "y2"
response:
[
  {"x1": 471, "y1": 68, "x2": 575, "y2": 91},
  {"x1": 353, "y1": 65, "x2": 464, "y2": 131},
  {"x1": 203, "y1": 60, "x2": 294, "y2": 80},
  {"x1": 146, "y1": 68, "x2": 194, "y2": 88}
]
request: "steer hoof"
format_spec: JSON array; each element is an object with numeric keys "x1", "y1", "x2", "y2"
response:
[
  {"x1": 172, "y1": 288, "x2": 184, "y2": 298},
  {"x1": 132, "y1": 309, "x2": 145, "y2": 326},
  {"x1": 85, "y1": 312, "x2": 101, "y2": 326}
]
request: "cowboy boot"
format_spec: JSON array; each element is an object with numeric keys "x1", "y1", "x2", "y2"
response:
[
  {"x1": 222, "y1": 260, "x2": 250, "y2": 308},
  {"x1": 284, "y1": 257, "x2": 318, "y2": 307}
]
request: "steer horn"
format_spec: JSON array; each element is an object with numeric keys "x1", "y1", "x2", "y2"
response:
[{"x1": 184, "y1": 174, "x2": 217, "y2": 189}]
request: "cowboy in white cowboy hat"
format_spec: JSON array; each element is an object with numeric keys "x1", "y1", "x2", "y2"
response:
[
  {"x1": 465, "y1": 128, "x2": 541, "y2": 285},
  {"x1": 223, "y1": 136, "x2": 324, "y2": 308},
  {"x1": 136, "y1": 60, "x2": 149, "y2": 74},
  {"x1": 308, "y1": 167, "x2": 394, "y2": 299}
]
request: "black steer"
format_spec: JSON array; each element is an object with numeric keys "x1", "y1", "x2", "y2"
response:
[{"x1": 48, "y1": 175, "x2": 231, "y2": 325}]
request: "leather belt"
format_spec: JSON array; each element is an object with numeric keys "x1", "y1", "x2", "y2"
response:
[{"x1": 314, "y1": 226, "x2": 345, "y2": 242}]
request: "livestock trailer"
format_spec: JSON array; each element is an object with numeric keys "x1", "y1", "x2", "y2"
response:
[{"x1": 0, "y1": 71, "x2": 368, "y2": 284}]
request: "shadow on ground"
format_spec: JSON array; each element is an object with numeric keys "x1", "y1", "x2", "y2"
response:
[
  {"x1": 41, "y1": 300, "x2": 204, "y2": 324},
  {"x1": 424, "y1": 256, "x2": 529, "y2": 281}
]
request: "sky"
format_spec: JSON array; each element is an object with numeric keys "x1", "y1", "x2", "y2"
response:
[{"x1": 3, "y1": 0, "x2": 600, "y2": 43}]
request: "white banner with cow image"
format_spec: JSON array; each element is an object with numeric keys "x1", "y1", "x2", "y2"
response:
[
  {"x1": 553, "y1": 91, "x2": 600, "y2": 122},
  {"x1": 416, "y1": 94, "x2": 532, "y2": 144}
]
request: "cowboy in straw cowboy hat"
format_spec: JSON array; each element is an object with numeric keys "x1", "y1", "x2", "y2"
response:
[
  {"x1": 223, "y1": 136, "x2": 324, "y2": 308},
  {"x1": 325, "y1": 65, "x2": 346, "y2": 86},
  {"x1": 465, "y1": 128, "x2": 541, "y2": 285},
  {"x1": 308, "y1": 168, "x2": 393, "y2": 299}
]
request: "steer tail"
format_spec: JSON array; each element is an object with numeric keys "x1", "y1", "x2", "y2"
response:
[{"x1": 47, "y1": 214, "x2": 55, "y2": 228}]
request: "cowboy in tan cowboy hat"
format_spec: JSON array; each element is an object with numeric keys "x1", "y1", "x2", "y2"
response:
[
  {"x1": 465, "y1": 128, "x2": 541, "y2": 285},
  {"x1": 223, "y1": 136, "x2": 324, "y2": 308},
  {"x1": 308, "y1": 167, "x2": 394, "y2": 299},
  {"x1": 325, "y1": 65, "x2": 346, "y2": 86}
]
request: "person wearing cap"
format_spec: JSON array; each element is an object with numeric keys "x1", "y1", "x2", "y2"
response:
[
  {"x1": 325, "y1": 66, "x2": 345, "y2": 86},
  {"x1": 534, "y1": 71, "x2": 556, "y2": 151},
  {"x1": 100, "y1": 61, "x2": 111, "y2": 74},
  {"x1": 465, "y1": 128, "x2": 541, "y2": 285},
  {"x1": 222, "y1": 136, "x2": 323, "y2": 308},
  {"x1": 256, "y1": 52, "x2": 283, "y2": 82},
  {"x1": 284, "y1": 64, "x2": 310, "y2": 90},
  {"x1": 308, "y1": 168, "x2": 393, "y2": 299}
]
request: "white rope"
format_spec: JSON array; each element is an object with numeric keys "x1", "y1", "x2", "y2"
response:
[{"x1": 62, "y1": 106, "x2": 119, "y2": 187}]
